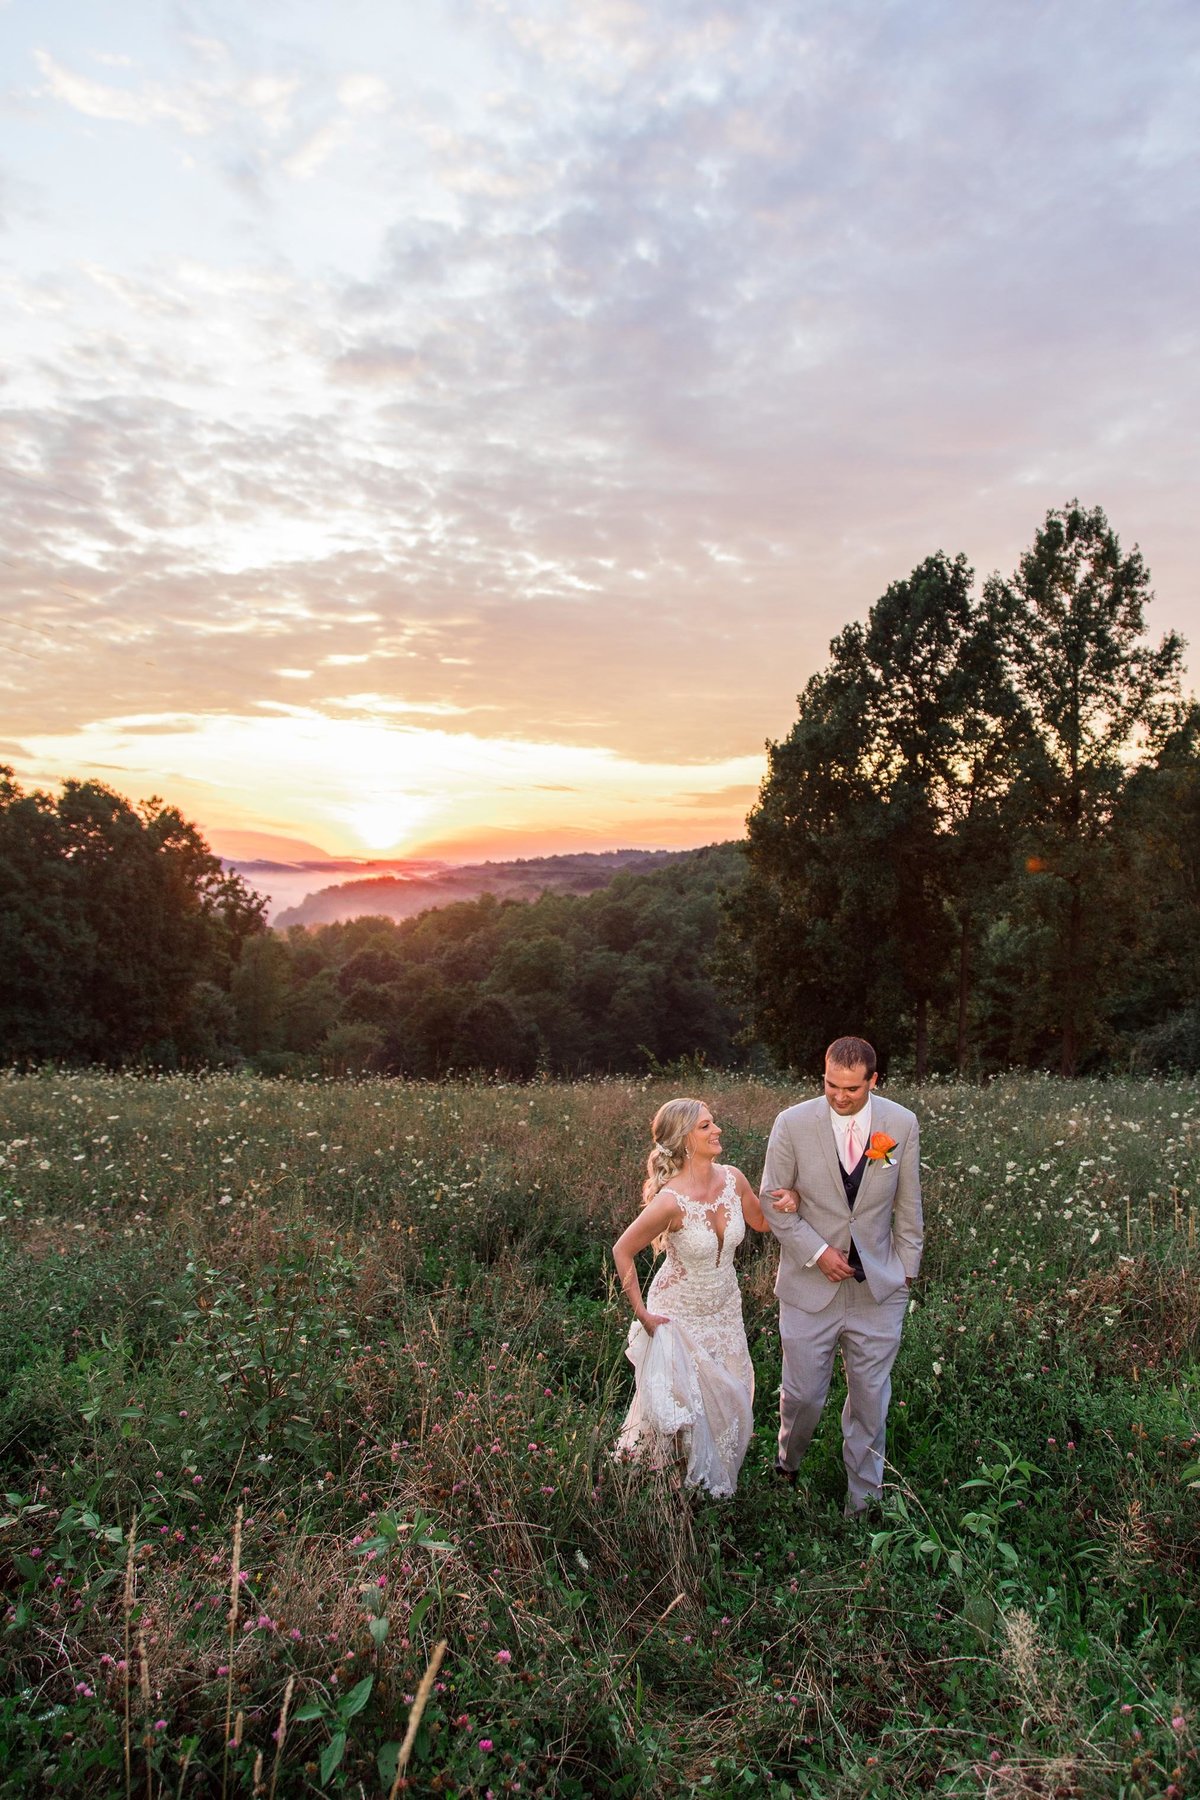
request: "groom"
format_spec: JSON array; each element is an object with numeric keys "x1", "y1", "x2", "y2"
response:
[{"x1": 759, "y1": 1036, "x2": 923, "y2": 1515}]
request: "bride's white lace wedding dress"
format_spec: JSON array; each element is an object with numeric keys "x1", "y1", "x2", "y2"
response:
[{"x1": 614, "y1": 1165, "x2": 755, "y2": 1497}]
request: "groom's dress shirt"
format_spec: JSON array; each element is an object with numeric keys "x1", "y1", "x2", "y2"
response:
[
  {"x1": 804, "y1": 1099, "x2": 873, "y2": 1267},
  {"x1": 832, "y1": 1098, "x2": 872, "y2": 1173}
]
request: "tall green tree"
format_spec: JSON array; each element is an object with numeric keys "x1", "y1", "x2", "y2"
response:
[
  {"x1": 987, "y1": 502, "x2": 1184, "y2": 1074},
  {"x1": 724, "y1": 659, "x2": 901, "y2": 1073},
  {"x1": 727, "y1": 554, "x2": 1022, "y2": 1076},
  {"x1": 0, "y1": 771, "x2": 266, "y2": 1065},
  {"x1": 0, "y1": 769, "x2": 85, "y2": 1059}
]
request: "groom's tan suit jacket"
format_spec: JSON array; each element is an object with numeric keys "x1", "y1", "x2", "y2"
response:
[{"x1": 759, "y1": 1093, "x2": 923, "y2": 1310}]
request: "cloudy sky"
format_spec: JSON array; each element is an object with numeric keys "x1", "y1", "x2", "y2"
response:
[{"x1": 2, "y1": 0, "x2": 1197, "y2": 861}]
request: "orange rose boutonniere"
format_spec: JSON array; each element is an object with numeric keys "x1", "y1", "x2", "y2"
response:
[{"x1": 865, "y1": 1131, "x2": 897, "y2": 1167}]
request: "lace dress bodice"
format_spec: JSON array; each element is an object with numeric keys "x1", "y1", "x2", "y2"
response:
[{"x1": 648, "y1": 1167, "x2": 748, "y2": 1362}]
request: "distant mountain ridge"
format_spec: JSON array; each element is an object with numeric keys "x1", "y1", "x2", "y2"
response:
[{"x1": 271, "y1": 847, "x2": 692, "y2": 929}]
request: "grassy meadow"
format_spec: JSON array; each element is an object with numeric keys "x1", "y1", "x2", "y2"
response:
[{"x1": 0, "y1": 1069, "x2": 1197, "y2": 1799}]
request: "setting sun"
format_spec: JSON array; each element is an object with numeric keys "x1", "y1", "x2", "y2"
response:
[{"x1": 342, "y1": 793, "x2": 434, "y2": 853}]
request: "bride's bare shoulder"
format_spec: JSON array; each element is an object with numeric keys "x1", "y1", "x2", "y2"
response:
[{"x1": 646, "y1": 1186, "x2": 686, "y2": 1230}]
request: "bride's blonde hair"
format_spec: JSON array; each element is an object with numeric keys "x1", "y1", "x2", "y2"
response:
[{"x1": 642, "y1": 1097, "x2": 704, "y2": 1205}]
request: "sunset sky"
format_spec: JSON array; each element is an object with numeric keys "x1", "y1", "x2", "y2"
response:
[{"x1": 2, "y1": 0, "x2": 1198, "y2": 863}]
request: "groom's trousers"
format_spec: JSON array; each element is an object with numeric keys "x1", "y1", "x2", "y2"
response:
[{"x1": 778, "y1": 1280, "x2": 909, "y2": 1512}]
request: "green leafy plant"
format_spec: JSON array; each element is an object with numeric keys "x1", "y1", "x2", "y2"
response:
[
  {"x1": 294, "y1": 1673, "x2": 374, "y2": 1786},
  {"x1": 870, "y1": 1487, "x2": 965, "y2": 1579},
  {"x1": 957, "y1": 1439, "x2": 1044, "y2": 1595}
]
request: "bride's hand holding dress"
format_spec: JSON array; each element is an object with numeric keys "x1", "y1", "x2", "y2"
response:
[{"x1": 611, "y1": 1185, "x2": 679, "y2": 1335}]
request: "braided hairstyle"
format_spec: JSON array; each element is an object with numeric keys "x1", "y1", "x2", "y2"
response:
[{"x1": 642, "y1": 1097, "x2": 704, "y2": 1205}]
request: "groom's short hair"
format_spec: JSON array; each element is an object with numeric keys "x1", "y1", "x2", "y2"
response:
[{"x1": 826, "y1": 1035, "x2": 876, "y2": 1076}]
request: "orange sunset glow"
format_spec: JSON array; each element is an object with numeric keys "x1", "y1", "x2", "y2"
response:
[{"x1": 16, "y1": 709, "x2": 762, "y2": 860}]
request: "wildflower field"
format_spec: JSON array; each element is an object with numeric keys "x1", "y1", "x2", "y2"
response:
[{"x1": 0, "y1": 1070, "x2": 1197, "y2": 1799}]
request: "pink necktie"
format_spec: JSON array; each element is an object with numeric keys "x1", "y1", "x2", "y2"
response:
[{"x1": 846, "y1": 1121, "x2": 860, "y2": 1169}]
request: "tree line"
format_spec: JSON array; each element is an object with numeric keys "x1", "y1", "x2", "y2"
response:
[
  {"x1": 725, "y1": 500, "x2": 1200, "y2": 1077},
  {"x1": 2, "y1": 500, "x2": 1196, "y2": 1080}
]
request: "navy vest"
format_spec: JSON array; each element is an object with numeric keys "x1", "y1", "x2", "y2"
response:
[{"x1": 840, "y1": 1153, "x2": 868, "y2": 1281}]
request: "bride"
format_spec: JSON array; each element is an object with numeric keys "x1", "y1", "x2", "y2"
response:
[{"x1": 611, "y1": 1097, "x2": 794, "y2": 1497}]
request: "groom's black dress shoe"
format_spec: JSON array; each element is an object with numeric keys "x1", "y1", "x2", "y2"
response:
[{"x1": 772, "y1": 1460, "x2": 798, "y2": 1486}]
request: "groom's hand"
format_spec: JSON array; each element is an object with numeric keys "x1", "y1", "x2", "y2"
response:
[{"x1": 815, "y1": 1247, "x2": 856, "y2": 1282}]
